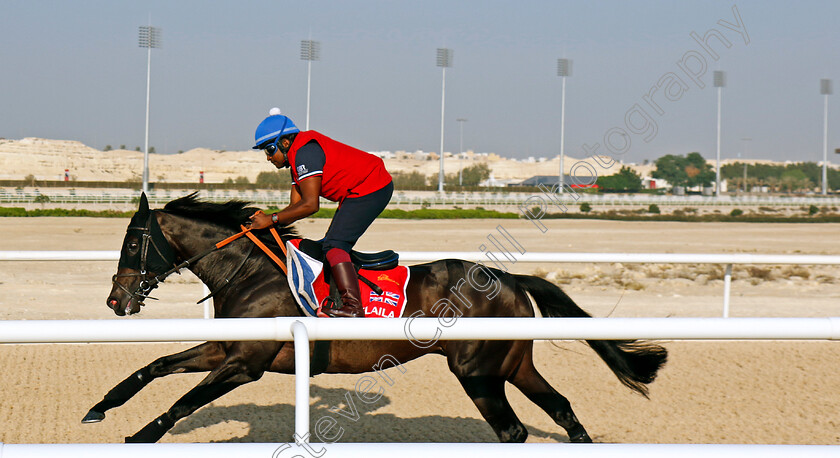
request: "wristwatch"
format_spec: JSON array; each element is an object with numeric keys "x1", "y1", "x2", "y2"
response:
[{"x1": 271, "y1": 213, "x2": 279, "y2": 224}]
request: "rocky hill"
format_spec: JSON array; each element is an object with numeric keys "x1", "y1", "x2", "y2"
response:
[{"x1": 0, "y1": 136, "x2": 770, "y2": 185}]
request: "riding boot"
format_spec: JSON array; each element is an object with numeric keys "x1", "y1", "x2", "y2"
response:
[{"x1": 324, "y1": 262, "x2": 365, "y2": 318}]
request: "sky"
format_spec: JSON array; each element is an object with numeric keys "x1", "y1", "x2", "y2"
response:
[{"x1": 1, "y1": 0, "x2": 838, "y2": 164}]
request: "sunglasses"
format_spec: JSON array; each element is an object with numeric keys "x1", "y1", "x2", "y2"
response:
[{"x1": 263, "y1": 143, "x2": 279, "y2": 157}]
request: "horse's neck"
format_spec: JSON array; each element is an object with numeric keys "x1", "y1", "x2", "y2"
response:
[{"x1": 159, "y1": 215, "x2": 246, "y2": 288}]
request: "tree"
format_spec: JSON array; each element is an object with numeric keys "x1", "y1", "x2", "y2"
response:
[
  {"x1": 779, "y1": 169, "x2": 812, "y2": 192},
  {"x1": 596, "y1": 166, "x2": 642, "y2": 192},
  {"x1": 651, "y1": 154, "x2": 688, "y2": 187},
  {"x1": 256, "y1": 171, "x2": 292, "y2": 189},
  {"x1": 460, "y1": 163, "x2": 491, "y2": 186},
  {"x1": 684, "y1": 152, "x2": 714, "y2": 187},
  {"x1": 391, "y1": 171, "x2": 427, "y2": 189},
  {"x1": 149, "y1": 146, "x2": 156, "y2": 154},
  {"x1": 103, "y1": 145, "x2": 112, "y2": 151},
  {"x1": 720, "y1": 161, "x2": 840, "y2": 192},
  {"x1": 652, "y1": 152, "x2": 713, "y2": 188},
  {"x1": 223, "y1": 176, "x2": 250, "y2": 185}
]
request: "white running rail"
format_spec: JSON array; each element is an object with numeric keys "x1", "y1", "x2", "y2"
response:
[
  {"x1": 4, "y1": 251, "x2": 840, "y2": 318},
  {"x1": 0, "y1": 316, "x2": 838, "y2": 456},
  {"x1": 0, "y1": 442, "x2": 838, "y2": 458}
]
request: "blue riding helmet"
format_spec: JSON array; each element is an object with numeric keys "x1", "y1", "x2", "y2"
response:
[{"x1": 253, "y1": 110, "x2": 300, "y2": 149}]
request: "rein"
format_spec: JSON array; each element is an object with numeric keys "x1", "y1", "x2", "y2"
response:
[
  {"x1": 194, "y1": 226, "x2": 289, "y2": 304},
  {"x1": 114, "y1": 213, "x2": 290, "y2": 307}
]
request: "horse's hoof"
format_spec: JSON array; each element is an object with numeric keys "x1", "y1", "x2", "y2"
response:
[
  {"x1": 81, "y1": 410, "x2": 106, "y2": 424},
  {"x1": 125, "y1": 432, "x2": 156, "y2": 443},
  {"x1": 568, "y1": 426, "x2": 592, "y2": 443},
  {"x1": 125, "y1": 415, "x2": 171, "y2": 443}
]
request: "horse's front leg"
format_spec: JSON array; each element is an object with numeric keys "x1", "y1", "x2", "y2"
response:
[
  {"x1": 82, "y1": 341, "x2": 226, "y2": 423},
  {"x1": 125, "y1": 341, "x2": 282, "y2": 443}
]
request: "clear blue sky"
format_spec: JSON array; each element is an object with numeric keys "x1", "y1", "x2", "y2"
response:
[{"x1": 1, "y1": 1, "x2": 838, "y2": 164}]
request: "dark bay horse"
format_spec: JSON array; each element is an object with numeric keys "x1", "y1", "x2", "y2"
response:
[{"x1": 87, "y1": 193, "x2": 667, "y2": 443}]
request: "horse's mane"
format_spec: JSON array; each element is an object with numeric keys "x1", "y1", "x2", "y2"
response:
[{"x1": 161, "y1": 192, "x2": 298, "y2": 238}]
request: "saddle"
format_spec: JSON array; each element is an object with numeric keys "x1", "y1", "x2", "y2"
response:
[{"x1": 295, "y1": 238, "x2": 400, "y2": 271}]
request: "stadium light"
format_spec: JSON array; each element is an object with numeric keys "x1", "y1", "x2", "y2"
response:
[
  {"x1": 138, "y1": 25, "x2": 161, "y2": 194},
  {"x1": 456, "y1": 118, "x2": 467, "y2": 186},
  {"x1": 300, "y1": 40, "x2": 321, "y2": 131},
  {"x1": 557, "y1": 58, "x2": 571, "y2": 193},
  {"x1": 714, "y1": 70, "x2": 725, "y2": 197},
  {"x1": 740, "y1": 137, "x2": 752, "y2": 193},
  {"x1": 821, "y1": 78, "x2": 832, "y2": 195},
  {"x1": 437, "y1": 48, "x2": 453, "y2": 192}
]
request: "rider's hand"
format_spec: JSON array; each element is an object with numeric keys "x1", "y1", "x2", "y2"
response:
[{"x1": 248, "y1": 210, "x2": 274, "y2": 230}]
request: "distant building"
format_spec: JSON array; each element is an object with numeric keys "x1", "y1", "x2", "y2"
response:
[
  {"x1": 368, "y1": 151, "x2": 394, "y2": 159},
  {"x1": 479, "y1": 173, "x2": 520, "y2": 187},
  {"x1": 642, "y1": 177, "x2": 669, "y2": 190},
  {"x1": 512, "y1": 175, "x2": 598, "y2": 189}
]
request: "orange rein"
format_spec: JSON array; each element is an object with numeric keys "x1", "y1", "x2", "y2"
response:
[{"x1": 215, "y1": 225, "x2": 289, "y2": 275}]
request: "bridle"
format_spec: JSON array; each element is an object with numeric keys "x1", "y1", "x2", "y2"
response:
[
  {"x1": 111, "y1": 211, "x2": 178, "y2": 307},
  {"x1": 112, "y1": 209, "x2": 290, "y2": 309}
]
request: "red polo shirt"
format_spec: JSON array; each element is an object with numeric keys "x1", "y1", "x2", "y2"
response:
[{"x1": 287, "y1": 131, "x2": 392, "y2": 202}]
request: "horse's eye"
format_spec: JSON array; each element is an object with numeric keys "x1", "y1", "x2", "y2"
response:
[{"x1": 128, "y1": 241, "x2": 140, "y2": 252}]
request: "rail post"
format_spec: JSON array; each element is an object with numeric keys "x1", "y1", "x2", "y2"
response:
[
  {"x1": 201, "y1": 284, "x2": 211, "y2": 319},
  {"x1": 291, "y1": 320, "x2": 310, "y2": 442},
  {"x1": 723, "y1": 263, "x2": 733, "y2": 318}
]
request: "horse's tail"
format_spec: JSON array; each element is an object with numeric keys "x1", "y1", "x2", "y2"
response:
[{"x1": 514, "y1": 274, "x2": 667, "y2": 398}]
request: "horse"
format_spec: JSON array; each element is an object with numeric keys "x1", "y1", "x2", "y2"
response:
[{"x1": 86, "y1": 192, "x2": 667, "y2": 443}]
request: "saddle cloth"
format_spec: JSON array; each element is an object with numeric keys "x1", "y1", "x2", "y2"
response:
[{"x1": 285, "y1": 239, "x2": 410, "y2": 318}]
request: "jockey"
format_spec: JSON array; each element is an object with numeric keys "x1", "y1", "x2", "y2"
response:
[{"x1": 248, "y1": 108, "x2": 393, "y2": 318}]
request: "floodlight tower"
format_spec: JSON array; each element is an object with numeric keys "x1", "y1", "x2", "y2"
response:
[
  {"x1": 138, "y1": 25, "x2": 161, "y2": 194},
  {"x1": 821, "y1": 78, "x2": 833, "y2": 195},
  {"x1": 300, "y1": 40, "x2": 321, "y2": 130},
  {"x1": 740, "y1": 137, "x2": 752, "y2": 193},
  {"x1": 557, "y1": 58, "x2": 571, "y2": 193},
  {"x1": 456, "y1": 118, "x2": 467, "y2": 186},
  {"x1": 714, "y1": 70, "x2": 725, "y2": 197},
  {"x1": 437, "y1": 48, "x2": 453, "y2": 192}
]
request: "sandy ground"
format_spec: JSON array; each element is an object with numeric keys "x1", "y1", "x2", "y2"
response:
[{"x1": 0, "y1": 217, "x2": 838, "y2": 444}]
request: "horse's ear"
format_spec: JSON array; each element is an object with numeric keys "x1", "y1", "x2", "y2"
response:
[{"x1": 138, "y1": 192, "x2": 149, "y2": 214}]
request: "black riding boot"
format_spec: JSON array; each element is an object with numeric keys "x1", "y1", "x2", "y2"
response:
[{"x1": 324, "y1": 262, "x2": 365, "y2": 318}]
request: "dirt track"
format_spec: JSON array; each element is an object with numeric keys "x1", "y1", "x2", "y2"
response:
[{"x1": 0, "y1": 217, "x2": 838, "y2": 444}]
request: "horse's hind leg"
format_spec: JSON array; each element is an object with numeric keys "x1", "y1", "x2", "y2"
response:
[
  {"x1": 82, "y1": 341, "x2": 225, "y2": 423},
  {"x1": 456, "y1": 374, "x2": 528, "y2": 443},
  {"x1": 509, "y1": 350, "x2": 592, "y2": 443}
]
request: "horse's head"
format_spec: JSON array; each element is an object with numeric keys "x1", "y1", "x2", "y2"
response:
[{"x1": 107, "y1": 193, "x2": 177, "y2": 316}]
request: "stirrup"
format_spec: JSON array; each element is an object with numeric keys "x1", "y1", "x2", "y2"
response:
[
  {"x1": 317, "y1": 297, "x2": 335, "y2": 318},
  {"x1": 319, "y1": 297, "x2": 364, "y2": 318}
]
